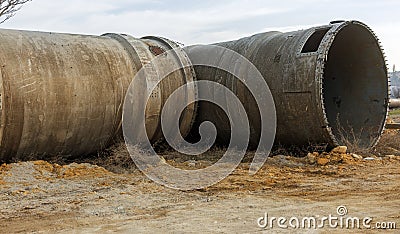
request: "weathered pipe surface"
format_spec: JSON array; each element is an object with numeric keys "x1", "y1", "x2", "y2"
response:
[
  {"x1": 190, "y1": 21, "x2": 388, "y2": 149},
  {"x1": 0, "y1": 29, "x2": 195, "y2": 161}
]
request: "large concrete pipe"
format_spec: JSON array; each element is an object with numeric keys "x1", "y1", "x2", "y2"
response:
[
  {"x1": 189, "y1": 21, "x2": 388, "y2": 149},
  {"x1": 0, "y1": 29, "x2": 196, "y2": 161}
]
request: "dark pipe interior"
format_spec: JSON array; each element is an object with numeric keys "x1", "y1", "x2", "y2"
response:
[{"x1": 323, "y1": 24, "x2": 387, "y2": 148}]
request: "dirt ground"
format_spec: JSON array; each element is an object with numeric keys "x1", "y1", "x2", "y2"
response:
[
  {"x1": 0, "y1": 148, "x2": 399, "y2": 233},
  {"x1": 1, "y1": 130, "x2": 400, "y2": 233}
]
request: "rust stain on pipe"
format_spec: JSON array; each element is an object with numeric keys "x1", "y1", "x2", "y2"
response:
[{"x1": 0, "y1": 29, "x2": 196, "y2": 161}]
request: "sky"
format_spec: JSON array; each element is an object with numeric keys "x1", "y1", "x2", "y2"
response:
[{"x1": 2, "y1": 0, "x2": 399, "y2": 69}]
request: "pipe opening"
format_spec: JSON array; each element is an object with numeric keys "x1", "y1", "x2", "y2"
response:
[
  {"x1": 302, "y1": 28, "x2": 330, "y2": 53},
  {"x1": 323, "y1": 23, "x2": 387, "y2": 148}
]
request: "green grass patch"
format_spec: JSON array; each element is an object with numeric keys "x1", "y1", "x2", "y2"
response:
[{"x1": 389, "y1": 108, "x2": 400, "y2": 116}]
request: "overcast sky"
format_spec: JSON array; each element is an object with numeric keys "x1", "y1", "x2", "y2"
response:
[{"x1": 2, "y1": 0, "x2": 399, "y2": 69}]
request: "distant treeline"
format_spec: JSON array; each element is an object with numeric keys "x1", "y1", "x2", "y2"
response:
[
  {"x1": 390, "y1": 71, "x2": 400, "y2": 98},
  {"x1": 391, "y1": 71, "x2": 400, "y2": 86}
]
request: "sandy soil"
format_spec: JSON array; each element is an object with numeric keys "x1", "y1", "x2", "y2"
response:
[{"x1": 0, "y1": 146, "x2": 399, "y2": 233}]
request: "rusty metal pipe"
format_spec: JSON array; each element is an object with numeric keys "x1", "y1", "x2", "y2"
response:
[
  {"x1": 0, "y1": 29, "x2": 196, "y2": 161},
  {"x1": 190, "y1": 21, "x2": 388, "y2": 149}
]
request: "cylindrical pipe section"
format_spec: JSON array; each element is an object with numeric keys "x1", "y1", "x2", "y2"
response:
[
  {"x1": 0, "y1": 29, "x2": 196, "y2": 161},
  {"x1": 190, "y1": 21, "x2": 388, "y2": 149},
  {"x1": 389, "y1": 99, "x2": 400, "y2": 109},
  {"x1": 103, "y1": 34, "x2": 197, "y2": 144}
]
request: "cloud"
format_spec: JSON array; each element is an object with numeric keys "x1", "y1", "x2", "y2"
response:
[
  {"x1": 1, "y1": 0, "x2": 399, "y2": 66},
  {"x1": 2, "y1": 0, "x2": 288, "y2": 40}
]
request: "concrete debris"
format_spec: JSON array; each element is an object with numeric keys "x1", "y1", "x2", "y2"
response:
[
  {"x1": 306, "y1": 153, "x2": 318, "y2": 164},
  {"x1": 351, "y1": 153, "x2": 363, "y2": 160},
  {"x1": 331, "y1": 146, "x2": 348, "y2": 154},
  {"x1": 317, "y1": 158, "x2": 330, "y2": 166},
  {"x1": 307, "y1": 150, "x2": 363, "y2": 166}
]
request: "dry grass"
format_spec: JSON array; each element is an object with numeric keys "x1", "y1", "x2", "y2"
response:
[
  {"x1": 389, "y1": 108, "x2": 400, "y2": 116},
  {"x1": 374, "y1": 130, "x2": 400, "y2": 156},
  {"x1": 9, "y1": 121, "x2": 400, "y2": 173},
  {"x1": 73, "y1": 142, "x2": 138, "y2": 174},
  {"x1": 332, "y1": 115, "x2": 380, "y2": 156},
  {"x1": 373, "y1": 111, "x2": 400, "y2": 156}
]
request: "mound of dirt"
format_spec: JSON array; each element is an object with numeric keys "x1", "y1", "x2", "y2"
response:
[{"x1": 306, "y1": 146, "x2": 367, "y2": 166}]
